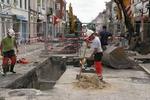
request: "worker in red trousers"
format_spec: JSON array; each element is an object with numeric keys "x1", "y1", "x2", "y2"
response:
[
  {"x1": 86, "y1": 32, "x2": 103, "y2": 80},
  {"x1": 1, "y1": 29, "x2": 18, "y2": 76}
]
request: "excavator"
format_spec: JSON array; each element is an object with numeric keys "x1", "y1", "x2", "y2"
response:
[{"x1": 101, "y1": 0, "x2": 138, "y2": 69}]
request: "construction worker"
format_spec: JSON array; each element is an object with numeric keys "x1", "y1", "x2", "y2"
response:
[
  {"x1": 1, "y1": 29, "x2": 18, "y2": 76},
  {"x1": 98, "y1": 25, "x2": 112, "y2": 50},
  {"x1": 86, "y1": 33, "x2": 103, "y2": 80}
]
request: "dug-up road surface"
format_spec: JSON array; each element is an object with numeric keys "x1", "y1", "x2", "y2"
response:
[
  {"x1": 0, "y1": 65, "x2": 150, "y2": 100},
  {"x1": 42, "y1": 66, "x2": 150, "y2": 100}
]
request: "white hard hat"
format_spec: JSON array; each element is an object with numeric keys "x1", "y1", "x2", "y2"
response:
[
  {"x1": 8, "y1": 28, "x2": 15, "y2": 36},
  {"x1": 86, "y1": 29, "x2": 94, "y2": 37}
]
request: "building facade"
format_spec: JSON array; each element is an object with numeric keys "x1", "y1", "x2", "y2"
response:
[
  {"x1": 11, "y1": 0, "x2": 29, "y2": 44},
  {"x1": 0, "y1": 0, "x2": 29, "y2": 44},
  {"x1": 0, "y1": 0, "x2": 72, "y2": 43},
  {"x1": 29, "y1": 0, "x2": 38, "y2": 43},
  {"x1": 55, "y1": 0, "x2": 66, "y2": 37},
  {"x1": 0, "y1": 0, "x2": 13, "y2": 41},
  {"x1": 134, "y1": 0, "x2": 150, "y2": 42}
]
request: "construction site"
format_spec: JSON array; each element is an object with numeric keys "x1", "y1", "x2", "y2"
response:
[
  {"x1": 0, "y1": 0, "x2": 150, "y2": 99},
  {"x1": 0, "y1": 24, "x2": 150, "y2": 100}
]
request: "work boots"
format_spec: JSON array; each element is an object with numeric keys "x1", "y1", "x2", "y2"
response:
[
  {"x1": 10, "y1": 65, "x2": 16, "y2": 73},
  {"x1": 2, "y1": 65, "x2": 16, "y2": 76},
  {"x1": 2, "y1": 65, "x2": 8, "y2": 76}
]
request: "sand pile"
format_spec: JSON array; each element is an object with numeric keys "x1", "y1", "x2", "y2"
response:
[{"x1": 75, "y1": 75, "x2": 110, "y2": 89}]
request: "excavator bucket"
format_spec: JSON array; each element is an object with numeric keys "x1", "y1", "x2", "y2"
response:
[{"x1": 102, "y1": 45, "x2": 136, "y2": 69}]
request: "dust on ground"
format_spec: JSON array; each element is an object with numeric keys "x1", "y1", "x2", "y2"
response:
[{"x1": 74, "y1": 74, "x2": 111, "y2": 90}]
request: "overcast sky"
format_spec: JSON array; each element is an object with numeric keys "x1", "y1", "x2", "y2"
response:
[{"x1": 66, "y1": 0, "x2": 111, "y2": 23}]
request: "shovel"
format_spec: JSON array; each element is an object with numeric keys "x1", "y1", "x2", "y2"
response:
[{"x1": 76, "y1": 43, "x2": 87, "y2": 80}]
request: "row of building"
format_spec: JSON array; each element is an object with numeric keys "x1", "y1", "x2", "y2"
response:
[
  {"x1": 93, "y1": 0, "x2": 150, "y2": 43},
  {"x1": 0, "y1": 0, "x2": 69, "y2": 43}
]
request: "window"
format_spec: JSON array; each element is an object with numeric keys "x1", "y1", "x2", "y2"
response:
[
  {"x1": 56, "y1": 3, "x2": 60, "y2": 10},
  {"x1": 7, "y1": 0, "x2": 10, "y2": 4},
  {"x1": 24, "y1": 0, "x2": 27, "y2": 9},
  {"x1": 20, "y1": 0, "x2": 22, "y2": 8},
  {"x1": 1, "y1": 0, "x2": 4, "y2": 3},
  {"x1": 14, "y1": 0, "x2": 18, "y2": 6},
  {"x1": 42, "y1": 0, "x2": 45, "y2": 10},
  {"x1": 37, "y1": 0, "x2": 41, "y2": 6}
]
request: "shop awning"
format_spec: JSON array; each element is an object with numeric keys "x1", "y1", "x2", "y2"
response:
[
  {"x1": 16, "y1": 15, "x2": 27, "y2": 21},
  {"x1": 13, "y1": 15, "x2": 27, "y2": 21},
  {"x1": 0, "y1": 13, "x2": 12, "y2": 18}
]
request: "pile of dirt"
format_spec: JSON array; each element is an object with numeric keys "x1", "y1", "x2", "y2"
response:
[{"x1": 74, "y1": 75, "x2": 110, "y2": 89}]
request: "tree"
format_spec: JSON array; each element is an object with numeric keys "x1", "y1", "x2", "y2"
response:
[
  {"x1": 68, "y1": 3, "x2": 75, "y2": 33},
  {"x1": 114, "y1": 0, "x2": 134, "y2": 44}
]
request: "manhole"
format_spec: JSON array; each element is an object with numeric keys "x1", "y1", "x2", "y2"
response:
[{"x1": 8, "y1": 89, "x2": 41, "y2": 96}]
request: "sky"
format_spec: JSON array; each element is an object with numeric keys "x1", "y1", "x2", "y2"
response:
[{"x1": 66, "y1": 0, "x2": 111, "y2": 23}]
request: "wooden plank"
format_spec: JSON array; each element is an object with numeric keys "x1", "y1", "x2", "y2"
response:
[{"x1": 139, "y1": 64, "x2": 150, "y2": 75}]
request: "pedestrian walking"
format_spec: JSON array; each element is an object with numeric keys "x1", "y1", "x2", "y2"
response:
[
  {"x1": 86, "y1": 33, "x2": 103, "y2": 80},
  {"x1": 1, "y1": 29, "x2": 18, "y2": 76},
  {"x1": 98, "y1": 25, "x2": 112, "y2": 50}
]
